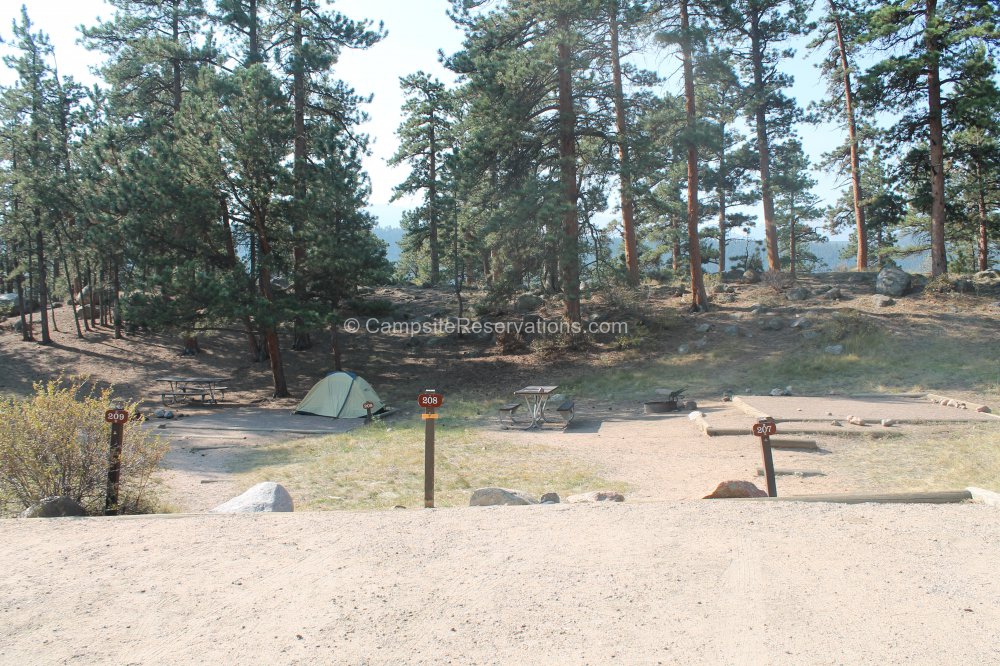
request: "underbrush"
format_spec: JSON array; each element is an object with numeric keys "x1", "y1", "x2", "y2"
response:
[
  {"x1": 0, "y1": 378, "x2": 167, "y2": 516},
  {"x1": 229, "y1": 419, "x2": 623, "y2": 510}
]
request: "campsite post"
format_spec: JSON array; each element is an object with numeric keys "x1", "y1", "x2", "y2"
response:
[
  {"x1": 104, "y1": 401, "x2": 129, "y2": 515},
  {"x1": 418, "y1": 390, "x2": 443, "y2": 508},
  {"x1": 753, "y1": 418, "x2": 778, "y2": 497},
  {"x1": 363, "y1": 400, "x2": 374, "y2": 422}
]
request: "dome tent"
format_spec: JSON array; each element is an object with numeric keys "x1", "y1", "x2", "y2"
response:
[{"x1": 294, "y1": 371, "x2": 385, "y2": 418}]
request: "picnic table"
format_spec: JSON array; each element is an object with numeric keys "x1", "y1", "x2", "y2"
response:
[
  {"x1": 157, "y1": 377, "x2": 229, "y2": 405},
  {"x1": 498, "y1": 385, "x2": 575, "y2": 429}
]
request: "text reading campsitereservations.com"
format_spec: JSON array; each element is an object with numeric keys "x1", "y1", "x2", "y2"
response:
[{"x1": 342, "y1": 317, "x2": 628, "y2": 337}]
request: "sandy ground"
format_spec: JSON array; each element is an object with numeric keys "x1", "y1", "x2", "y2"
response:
[{"x1": 1, "y1": 502, "x2": 998, "y2": 665}]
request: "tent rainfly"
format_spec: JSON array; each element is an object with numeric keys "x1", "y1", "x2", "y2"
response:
[{"x1": 294, "y1": 371, "x2": 385, "y2": 418}]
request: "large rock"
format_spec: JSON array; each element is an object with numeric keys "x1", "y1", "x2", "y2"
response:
[
  {"x1": 871, "y1": 294, "x2": 895, "y2": 307},
  {"x1": 742, "y1": 269, "x2": 761, "y2": 284},
  {"x1": 876, "y1": 267, "x2": 912, "y2": 297},
  {"x1": 566, "y1": 490, "x2": 625, "y2": 503},
  {"x1": 469, "y1": 488, "x2": 538, "y2": 506},
  {"x1": 20, "y1": 496, "x2": 88, "y2": 518},
  {"x1": 786, "y1": 286, "x2": 811, "y2": 301},
  {"x1": 703, "y1": 481, "x2": 768, "y2": 499},
  {"x1": 211, "y1": 482, "x2": 294, "y2": 513},
  {"x1": 514, "y1": 294, "x2": 544, "y2": 313}
]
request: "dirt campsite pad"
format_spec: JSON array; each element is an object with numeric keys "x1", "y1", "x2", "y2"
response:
[{"x1": 734, "y1": 394, "x2": 999, "y2": 423}]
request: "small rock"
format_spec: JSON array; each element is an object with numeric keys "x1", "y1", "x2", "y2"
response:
[
  {"x1": 742, "y1": 270, "x2": 761, "y2": 284},
  {"x1": 469, "y1": 488, "x2": 538, "y2": 506},
  {"x1": 566, "y1": 491, "x2": 624, "y2": 503},
  {"x1": 790, "y1": 318, "x2": 810, "y2": 329},
  {"x1": 881, "y1": 419, "x2": 896, "y2": 427},
  {"x1": 830, "y1": 420, "x2": 842, "y2": 426},
  {"x1": 786, "y1": 287, "x2": 811, "y2": 301},
  {"x1": 759, "y1": 318, "x2": 784, "y2": 331},
  {"x1": 154, "y1": 408, "x2": 166, "y2": 418},
  {"x1": 847, "y1": 416, "x2": 866, "y2": 426},
  {"x1": 20, "y1": 496, "x2": 88, "y2": 518},
  {"x1": 871, "y1": 295, "x2": 895, "y2": 307},
  {"x1": 703, "y1": 481, "x2": 768, "y2": 499},
  {"x1": 683, "y1": 400, "x2": 698, "y2": 411},
  {"x1": 824, "y1": 344, "x2": 844, "y2": 355},
  {"x1": 677, "y1": 344, "x2": 690, "y2": 354},
  {"x1": 818, "y1": 287, "x2": 843, "y2": 300},
  {"x1": 946, "y1": 399, "x2": 959, "y2": 408},
  {"x1": 693, "y1": 337, "x2": 708, "y2": 349},
  {"x1": 695, "y1": 323, "x2": 712, "y2": 333},
  {"x1": 801, "y1": 330, "x2": 820, "y2": 340},
  {"x1": 769, "y1": 388, "x2": 786, "y2": 397},
  {"x1": 539, "y1": 492, "x2": 560, "y2": 504},
  {"x1": 722, "y1": 325, "x2": 741, "y2": 337},
  {"x1": 163, "y1": 410, "x2": 175, "y2": 419},
  {"x1": 515, "y1": 294, "x2": 543, "y2": 313},
  {"x1": 976, "y1": 405, "x2": 992, "y2": 413},
  {"x1": 688, "y1": 410, "x2": 704, "y2": 420}
]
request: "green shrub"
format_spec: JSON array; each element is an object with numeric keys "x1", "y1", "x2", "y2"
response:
[{"x1": 0, "y1": 379, "x2": 167, "y2": 516}]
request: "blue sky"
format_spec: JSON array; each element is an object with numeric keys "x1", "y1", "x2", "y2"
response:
[{"x1": 0, "y1": 0, "x2": 850, "y2": 237}]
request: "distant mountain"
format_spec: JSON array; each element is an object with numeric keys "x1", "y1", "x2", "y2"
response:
[
  {"x1": 372, "y1": 226, "x2": 932, "y2": 273},
  {"x1": 374, "y1": 226, "x2": 404, "y2": 262}
]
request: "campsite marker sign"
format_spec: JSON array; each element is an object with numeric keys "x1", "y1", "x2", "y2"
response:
[
  {"x1": 419, "y1": 390, "x2": 443, "y2": 508},
  {"x1": 104, "y1": 404, "x2": 129, "y2": 515},
  {"x1": 753, "y1": 418, "x2": 778, "y2": 497}
]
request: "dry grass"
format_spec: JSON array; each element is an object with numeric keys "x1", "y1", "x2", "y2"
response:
[
  {"x1": 228, "y1": 418, "x2": 624, "y2": 510},
  {"x1": 828, "y1": 423, "x2": 1000, "y2": 493}
]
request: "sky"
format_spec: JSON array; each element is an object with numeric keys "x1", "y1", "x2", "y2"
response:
[{"x1": 0, "y1": 0, "x2": 849, "y2": 237}]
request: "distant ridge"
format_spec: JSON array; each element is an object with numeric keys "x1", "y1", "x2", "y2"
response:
[{"x1": 372, "y1": 227, "x2": 931, "y2": 273}]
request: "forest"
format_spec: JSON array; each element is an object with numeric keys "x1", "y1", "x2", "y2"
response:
[{"x1": 1, "y1": 0, "x2": 998, "y2": 397}]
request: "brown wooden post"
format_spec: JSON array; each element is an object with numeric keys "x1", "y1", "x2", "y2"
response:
[
  {"x1": 418, "y1": 390, "x2": 444, "y2": 508},
  {"x1": 104, "y1": 404, "x2": 129, "y2": 515},
  {"x1": 754, "y1": 418, "x2": 778, "y2": 497}
]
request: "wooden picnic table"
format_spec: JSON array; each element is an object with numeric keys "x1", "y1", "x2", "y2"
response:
[{"x1": 157, "y1": 376, "x2": 229, "y2": 405}]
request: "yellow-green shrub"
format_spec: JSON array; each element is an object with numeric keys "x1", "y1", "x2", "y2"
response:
[{"x1": 0, "y1": 378, "x2": 167, "y2": 516}]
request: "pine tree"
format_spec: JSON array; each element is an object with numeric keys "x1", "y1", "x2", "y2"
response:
[
  {"x1": 861, "y1": 0, "x2": 1000, "y2": 276},
  {"x1": 705, "y1": 0, "x2": 812, "y2": 272}
]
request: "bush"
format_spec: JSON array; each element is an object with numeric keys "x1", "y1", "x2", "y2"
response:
[{"x1": 0, "y1": 379, "x2": 168, "y2": 516}]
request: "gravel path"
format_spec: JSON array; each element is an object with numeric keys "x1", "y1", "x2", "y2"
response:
[{"x1": 2, "y1": 502, "x2": 998, "y2": 664}]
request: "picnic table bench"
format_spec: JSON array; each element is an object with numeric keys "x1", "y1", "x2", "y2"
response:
[
  {"x1": 157, "y1": 377, "x2": 229, "y2": 405},
  {"x1": 499, "y1": 385, "x2": 574, "y2": 429}
]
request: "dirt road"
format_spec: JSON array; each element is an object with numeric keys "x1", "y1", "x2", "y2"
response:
[{"x1": 2, "y1": 501, "x2": 998, "y2": 665}]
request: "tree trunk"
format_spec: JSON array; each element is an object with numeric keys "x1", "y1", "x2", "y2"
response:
[
  {"x1": 171, "y1": 0, "x2": 182, "y2": 113},
  {"x1": 925, "y1": 0, "x2": 947, "y2": 277},
  {"x1": 427, "y1": 110, "x2": 440, "y2": 285},
  {"x1": 750, "y1": 14, "x2": 781, "y2": 271},
  {"x1": 556, "y1": 14, "x2": 581, "y2": 323},
  {"x1": 790, "y1": 201, "x2": 798, "y2": 279},
  {"x1": 680, "y1": 0, "x2": 708, "y2": 311},
  {"x1": 718, "y1": 125, "x2": 727, "y2": 273},
  {"x1": 35, "y1": 229, "x2": 51, "y2": 344},
  {"x1": 221, "y1": 197, "x2": 261, "y2": 360},
  {"x1": 56, "y1": 234, "x2": 83, "y2": 338},
  {"x1": 248, "y1": 0, "x2": 260, "y2": 64},
  {"x1": 609, "y1": 1, "x2": 639, "y2": 285},
  {"x1": 254, "y1": 213, "x2": 290, "y2": 398},
  {"x1": 831, "y1": 2, "x2": 867, "y2": 270},
  {"x1": 16, "y1": 274, "x2": 30, "y2": 341},
  {"x1": 113, "y1": 256, "x2": 123, "y2": 339},
  {"x1": 331, "y1": 321, "x2": 343, "y2": 372},
  {"x1": 977, "y1": 162, "x2": 989, "y2": 271},
  {"x1": 291, "y1": 0, "x2": 311, "y2": 350}
]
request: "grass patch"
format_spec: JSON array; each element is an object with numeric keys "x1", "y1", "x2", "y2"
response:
[
  {"x1": 228, "y1": 419, "x2": 624, "y2": 511},
  {"x1": 834, "y1": 424, "x2": 1000, "y2": 493}
]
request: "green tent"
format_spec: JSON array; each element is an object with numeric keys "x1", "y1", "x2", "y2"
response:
[{"x1": 294, "y1": 371, "x2": 385, "y2": 418}]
